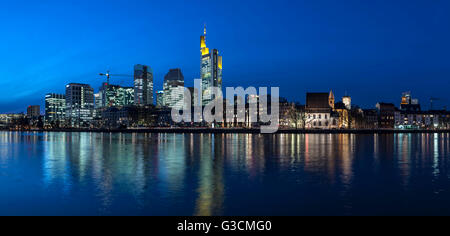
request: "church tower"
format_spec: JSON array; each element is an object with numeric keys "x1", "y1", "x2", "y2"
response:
[{"x1": 329, "y1": 90, "x2": 335, "y2": 109}]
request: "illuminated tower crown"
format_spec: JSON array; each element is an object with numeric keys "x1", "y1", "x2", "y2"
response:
[{"x1": 201, "y1": 24, "x2": 209, "y2": 56}]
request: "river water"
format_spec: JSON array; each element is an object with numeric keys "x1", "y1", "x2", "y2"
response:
[{"x1": 0, "y1": 132, "x2": 449, "y2": 215}]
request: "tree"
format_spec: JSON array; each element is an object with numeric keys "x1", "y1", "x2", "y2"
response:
[
  {"x1": 298, "y1": 104, "x2": 309, "y2": 130},
  {"x1": 287, "y1": 103, "x2": 307, "y2": 130},
  {"x1": 37, "y1": 116, "x2": 44, "y2": 129},
  {"x1": 11, "y1": 116, "x2": 29, "y2": 130}
]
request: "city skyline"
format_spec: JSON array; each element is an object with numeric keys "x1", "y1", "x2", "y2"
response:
[
  {"x1": 1, "y1": 0, "x2": 450, "y2": 219},
  {"x1": 0, "y1": 0, "x2": 449, "y2": 113}
]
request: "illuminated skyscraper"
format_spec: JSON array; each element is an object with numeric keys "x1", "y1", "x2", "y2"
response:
[
  {"x1": 97, "y1": 83, "x2": 134, "y2": 108},
  {"x1": 65, "y1": 83, "x2": 94, "y2": 127},
  {"x1": 163, "y1": 68, "x2": 185, "y2": 110},
  {"x1": 200, "y1": 25, "x2": 222, "y2": 106},
  {"x1": 94, "y1": 92, "x2": 102, "y2": 109},
  {"x1": 134, "y1": 64, "x2": 154, "y2": 106},
  {"x1": 45, "y1": 93, "x2": 66, "y2": 123}
]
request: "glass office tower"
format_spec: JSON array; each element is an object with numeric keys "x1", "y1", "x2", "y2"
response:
[
  {"x1": 45, "y1": 93, "x2": 66, "y2": 123},
  {"x1": 200, "y1": 26, "x2": 222, "y2": 106},
  {"x1": 65, "y1": 83, "x2": 94, "y2": 127},
  {"x1": 163, "y1": 68, "x2": 185, "y2": 110},
  {"x1": 134, "y1": 64, "x2": 154, "y2": 106},
  {"x1": 99, "y1": 84, "x2": 134, "y2": 107}
]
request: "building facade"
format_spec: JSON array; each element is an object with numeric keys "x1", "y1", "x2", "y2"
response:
[
  {"x1": 305, "y1": 91, "x2": 337, "y2": 129},
  {"x1": 163, "y1": 69, "x2": 185, "y2": 110},
  {"x1": 45, "y1": 93, "x2": 65, "y2": 124},
  {"x1": 102, "y1": 84, "x2": 134, "y2": 108},
  {"x1": 394, "y1": 110, "x2": 450, "y2": 129},
  {"x1": 362, "y1": 109, "x2": 379, "y2": 129},
  {"x1": 334, "y1": 102, "x2": 349, "y2": 129},
  {"x1": 0, "y1": 113, "x2": 25, "y2": 129},
  {"x1": 65, "y1": 83, "x2": 94, "y2": 127},
  {"x1": 102, "y1": 105, "x2": 170, "y2": 128},
  {"x1": 27, "y1": 105, "x2": 40, "y2": 119},
  {"x1": 134, "y1": 64, "x2": 154, "y2": 106},
  {"x1": 376, "y1": 102, "x2": 396, "y2": 129}
]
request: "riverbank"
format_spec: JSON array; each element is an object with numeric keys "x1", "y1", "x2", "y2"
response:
[{"x1": 2, "y1": 128, "x2": 450, "y2": 134}]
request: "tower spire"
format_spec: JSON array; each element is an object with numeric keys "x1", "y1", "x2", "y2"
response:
[{"x1": 200, "y1": 23, "x2": 209, "y2": 55}]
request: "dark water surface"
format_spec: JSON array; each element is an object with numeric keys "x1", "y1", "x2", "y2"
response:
[{"x1": 0, "y1": 132, "x2": 449, "y2": 216}]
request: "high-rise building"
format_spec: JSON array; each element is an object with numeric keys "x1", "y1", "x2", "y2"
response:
[
  {"x1": 65, "y1": 83, "x2": 94, "y2": 127},
  {"x1": 200, "y1": 26, "x2": 222, "y2": 106},
  {"x1": 98, "y1": 83, "x2": 134, "y2": 108},
  {"x1": 163, "y1": 69, "x2": 185, "y2": 110},
  {"x1": 106, "y1": 85, "x2": 134, "y2": 107},
  {"x1": 156, "y1": 91, "x2": 164, "y2": 107},
  {"x1": 45, "y1": 93, "x2": 66, "y2": 123},
  {"x1": 94, "y1": 92, "x2": 103, "y2": 119},
  {"x1": 94, "y1": 92, "x2": 102, "y2": 109},
  {"x1": 134, "y1": 64, "x2": 153, "y2": 106},
  {"x1": 96, "y1": 83, "x2": 108, "y2": 108},
  {"x1": 27, "y1": 105, "x2": 40, "y2": 119},
  {"x1": 117, "y1": 87, "x2": 134, "y2": 106}
]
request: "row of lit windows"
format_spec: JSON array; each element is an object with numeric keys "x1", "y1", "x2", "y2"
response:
[{"x1": 308, "y1": 114, "x2": 329, "y2": 119}]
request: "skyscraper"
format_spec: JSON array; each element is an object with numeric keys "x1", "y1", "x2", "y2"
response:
[
  {"x1": 45, "y1": 93, "x2": 66, "y2": 123},
  {"x1": 163, "y1": 68, "x2": 185, "y2": 110},
  {"x1": 65, "y1": 83, "x2": 94, "y2": 127},
  {"x1": 200, "y1": 26, "x2": 222, "y2": 106},
  {"x1": 94, "y1": 92, "x2": 102, "y2": 109},
  {"x1": 134, "y1": 64, "x2": 154, "y2": 106},
  {"x1": 97, "y1": 83, "x2": 134, "y2": 108}
]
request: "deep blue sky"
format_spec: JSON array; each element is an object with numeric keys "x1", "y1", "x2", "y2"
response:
[{"x1": 0, "y1": 0, "x2": 449, "y2": 113}]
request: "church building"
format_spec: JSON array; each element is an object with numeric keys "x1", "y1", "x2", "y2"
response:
[{"x1": 305, "y1": 91, "x2": 338, "y2": 129}]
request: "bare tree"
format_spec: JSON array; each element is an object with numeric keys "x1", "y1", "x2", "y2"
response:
[{"x1": 287, "y1": 103, "x2": 307, "y2": 130}]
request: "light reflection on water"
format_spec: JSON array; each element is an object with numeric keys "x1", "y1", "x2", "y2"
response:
[{"x1": 0, "y1": 132, "x2": 449, "y2": 215}]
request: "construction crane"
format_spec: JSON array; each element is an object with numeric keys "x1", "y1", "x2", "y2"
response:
[
  {"x1": 430, "y1": 97, "x2": 440, "y2": 110},
  {"x1": 99, "y1": 71, "x2": 133, "y2": 86}
]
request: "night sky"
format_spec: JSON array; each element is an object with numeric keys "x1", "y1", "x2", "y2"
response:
[{"x1": 0, "y1": 0, "x2": 449, "y2": 113}]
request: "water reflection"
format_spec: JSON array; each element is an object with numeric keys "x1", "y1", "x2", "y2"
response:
[
  {"x1": 195, "y1": 134, "x2": 224, "y2": 216},
  {"x1": 0, "y1": 131, "x2": 449, "y2": 215}
]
